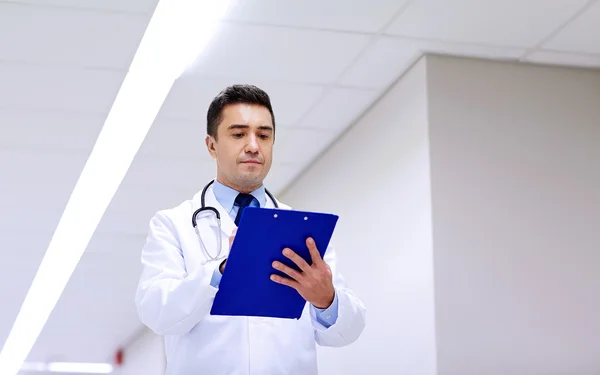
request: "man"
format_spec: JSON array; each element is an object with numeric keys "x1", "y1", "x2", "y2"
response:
[{"x1": 135, "y1": 84, "x2": 366, "y2": 375}]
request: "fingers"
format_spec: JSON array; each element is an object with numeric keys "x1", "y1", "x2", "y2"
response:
[
  {"x1": 282, "y1": 248, "x2": 311, "y2": 272},
  {"x1": 272, "y1": 261, "x2": 302, "y2": 281},
  {"x1": 306, "y1": 237, "x2": 322, "y2": 264},
  {"x1": 270, "y1": 273, "x2": 299, "y2": 289}
]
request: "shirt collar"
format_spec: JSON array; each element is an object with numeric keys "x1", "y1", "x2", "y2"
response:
[{"x1": 212, "y1": 179, "x2": 266, "y2": 212}]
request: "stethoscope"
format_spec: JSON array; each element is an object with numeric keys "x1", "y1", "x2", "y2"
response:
[{"x1": 191, "y1": 179, "x2": 279, "y2": 262}]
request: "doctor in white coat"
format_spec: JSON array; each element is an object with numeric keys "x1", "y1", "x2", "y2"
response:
[{"x1": 135, "y1": 84, "x2": 366, "y2": 375}]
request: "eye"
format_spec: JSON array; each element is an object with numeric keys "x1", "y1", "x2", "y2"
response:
[
  {"x1": 259, "y1": 134, "x2": 270, "y2": 140},
  {"x1": 232, "y1": 133, "x2": 243, "y2": 138}
]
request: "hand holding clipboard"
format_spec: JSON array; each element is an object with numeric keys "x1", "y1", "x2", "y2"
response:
[
  {"x1": 270, "y1": 237, "x2": 335, "y2": 310},
  {"x1": 210, "y1": 207, "x2": 339, "y2": 319}
]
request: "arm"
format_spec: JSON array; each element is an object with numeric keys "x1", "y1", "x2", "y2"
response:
[
  {"x1": 271, "y1": 238, "x2": 366, "y2": 347},
  {"x1": 311, "y1": 292, "x2": 339, "y2": 328},
  {"x1": 135, "y1": 211, "x2": 219, "y2": 335},
  {"x1": 311, "y1": 243, "x2": 366, "y2": 347}
]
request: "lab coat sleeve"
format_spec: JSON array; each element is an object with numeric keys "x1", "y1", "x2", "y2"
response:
[
  {"x1": 311, "y1": 243, "x2": 366, "y2": 347},
  {"x1": 135, "y1": 211, "x2": 219, "y2": 336}
]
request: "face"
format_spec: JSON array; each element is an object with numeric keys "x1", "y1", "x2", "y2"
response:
[{"x1": 205, "y1": 103, "x2": 274, "y2": 193}]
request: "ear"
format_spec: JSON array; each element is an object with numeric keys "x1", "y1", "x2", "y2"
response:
[{"x1": 205, "y1": 135, "x2": 217, "y2": 159}]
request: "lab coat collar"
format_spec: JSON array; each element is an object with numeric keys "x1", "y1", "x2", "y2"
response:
[
  {"x1": 212, "y1": 179, "x2": 267, "y2": 214},
  {"x1": 191, "y1": 179, "x2": 277, "y2": 238}
]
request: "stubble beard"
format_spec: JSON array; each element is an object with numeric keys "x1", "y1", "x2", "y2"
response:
[
  {"x1": 234, "y1": 172, "x2": 263, "y2": 193},
  {"x1": 219, "y1": 164, "x2": 265, "y2": 193}
]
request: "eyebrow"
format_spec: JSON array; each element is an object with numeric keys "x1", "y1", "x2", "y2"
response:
[{"x1": 228, "y1": 124, "x2": 273, "y2": 131}]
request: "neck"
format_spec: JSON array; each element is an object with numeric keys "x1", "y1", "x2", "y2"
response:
[{"x1": 216, "y1": 176, "x2": 262, "y2": 194}]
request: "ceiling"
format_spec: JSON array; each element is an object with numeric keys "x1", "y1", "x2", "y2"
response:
[{"x1": 1, "y1": 0, "x2": 599, "y2": 369}]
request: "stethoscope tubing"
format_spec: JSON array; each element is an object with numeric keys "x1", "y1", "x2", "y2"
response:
[{"x1": 191, "y1": 179, "x2": 279, "y2": 261}]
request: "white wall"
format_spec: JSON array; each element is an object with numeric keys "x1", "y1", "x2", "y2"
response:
[
  {"x1": 426, "y1": 55, "x2": 600, "y2": 375},
  {"x1": 283, "y1": 54, "x2": 600, "y2": 375},
  {"x1": 282, "y1": 57, "x2": 439, "y2": 375},
  {"x1": 118, "y1": 328, "x2": 165, "y2": 375}
]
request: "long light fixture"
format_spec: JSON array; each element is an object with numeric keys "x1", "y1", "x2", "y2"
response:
[
  {"x1": 0, "y1": 1, "x2": 232, "y2": 374},
  {"x1": 21, "y1": 361, "x2": 113, "y2": 374}
]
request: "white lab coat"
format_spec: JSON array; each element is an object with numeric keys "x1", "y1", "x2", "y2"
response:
[{"x1": 135, "y1": 183, "x2": 366, "y2": 375}]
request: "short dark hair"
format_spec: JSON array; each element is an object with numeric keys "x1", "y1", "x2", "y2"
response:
[{"x1": 206, "y1": 84, "x2": 275, "y2": 139}]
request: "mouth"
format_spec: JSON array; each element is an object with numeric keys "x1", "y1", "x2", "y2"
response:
[{"x1": 241, "y1": 160, "x2": 261, "y2": 164}]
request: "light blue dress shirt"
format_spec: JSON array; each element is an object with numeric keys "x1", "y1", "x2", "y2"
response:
[{"x1": 208, "y1": 180, "x2": 338, "y2": 328}]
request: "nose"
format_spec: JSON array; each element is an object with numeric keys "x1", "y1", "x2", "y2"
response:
[{"x1": 245, "y1": 134, "x2": 259, "y2": 153}]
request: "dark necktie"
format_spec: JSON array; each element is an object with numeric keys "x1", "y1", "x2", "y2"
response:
[{"x1": 234, "y1": 193, "x2": 255, "y2": 226}]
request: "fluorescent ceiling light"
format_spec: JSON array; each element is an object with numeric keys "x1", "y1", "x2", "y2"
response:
[
  {"x1": 47, "y1": 362, "x2": 113, "y2": 374},
  {"x1": 0, "y1": 1, "x2": 232, "y2": 375},
  {"x1": 21, "y1": 362, "x2": 113, "y2": 374}
]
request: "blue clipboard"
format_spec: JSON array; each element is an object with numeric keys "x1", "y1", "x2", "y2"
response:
[{"x1": 210, "y1": 207, "x2": 339, "y2": 319}]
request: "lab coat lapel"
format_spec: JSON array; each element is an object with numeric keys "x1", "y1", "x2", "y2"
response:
[{"x1": 265, "y1": 192, "x2": 278, "y2": 209}]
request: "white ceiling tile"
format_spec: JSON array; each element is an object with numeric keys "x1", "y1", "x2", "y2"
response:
[
  {"x1": 300, "y1": 87, "x2": 379, "y2": 132},
  {"x1": 542, "y1": 1, "x2": 600, "y2": 54},
  {"x1": 0, "y1": 109, "x2": 104, "y2": 151},
  {"x1": 184, "y1": 22, "x2": 370, "y2": 84},
  {"x1": 99, "y1": 185, "x2": 216, "y2": 241},
  {"x1": 0, "y1": 3, "x2": 149, "y2": 68},
  {"x1": 95, "y1": 209, "x2": 152, "y2": 237},
  {"x1": 0, "y1": 230, "x2": 56, "y2": 260},
  {"x1": 138, "y1": 117, "x2": 210, "y2": 160},
  {"x1": 524, "y1": 50, "x2": 600, "y2": 68},
  {"x1": 160, "y1": 76, "x2": 326, "y2": 125},
  {"x1": 274, "y1": 127, "x2": 339, "y2": 165},
  {"x1": 124, "y1": 155, "x2": 215, "y2": 190},
  {"x1": 0, "y1": 150, "x2": 85, "y2": 232},
  {"x1": 225, "y1": 0, "x2": 408, "y2": 33},
  {"x1": 339, "y1": 36, "x2": 524, "y2": 89},
  {"x1": 338, "y1": 37, "x2": 422, "y2": 89},
  {"x1": 0, "y1": 149, "x2": 85, "y2": 191},
  {"x1": 95, "y1": 157, "x2": 214, "y2": 235},
  {"x1": 85, "y1": 232, "x2": 146, "y2": 256},
  {"x1": 385, "y1": 0, "x2": 590, "y2": 48},
  {"x1": 0, "y1": 182, "x2": 74, "y2": 224},
  {"x1": 2, "y1": 0, "x2": 158, "y2": 13},
  {"x1": 97, "y1": 186, "x2": 196, "y2": 235},
  {"x1": 30, "y1": 250, "x2": 143, "y2": 363},
  {"x1": 0, "y1": 63, "x2": 124, "y2": 112},
  {"x1": 0, "y1": 260, "x2": 39, "y2": 350}
]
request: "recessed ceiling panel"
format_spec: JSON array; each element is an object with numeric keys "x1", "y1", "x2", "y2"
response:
[
  {"x1": 542, "y1": 1, "x2": 600, "y2": 54},
  {"x1": 0, "y1": 3, "x2": 150, "y2": 69},
  {"x1": 225, "y1": 0, "x2": 408, "y2": 33},
  {"x1": 185, "y1": 22, "x2": 370, "y2": 84},
  {"x1": 0, "y1": 63, "x2": 125, "y2": 113},
  {"x1": 159, "y1": 77, "x2": 326, "y2": 126},
  {"x1": 385, "y1": 0, "x2": 590, "y2": 48},
  {"x1": 2, "y1": 0, "x2": 158, "y2": 13}
]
